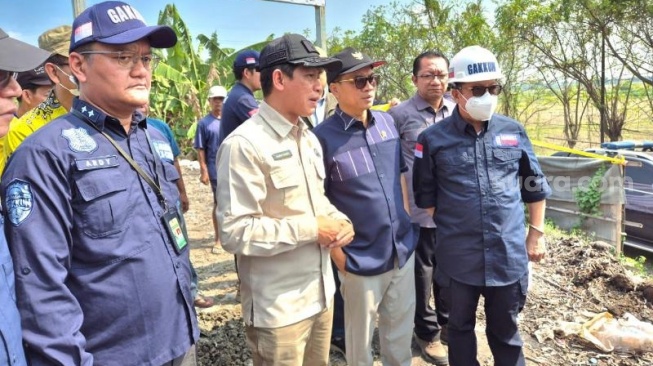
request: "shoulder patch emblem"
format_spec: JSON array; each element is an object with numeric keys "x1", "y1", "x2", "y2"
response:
[
  {"x1": 62, "y1": 127, "x2": 98, "y2": 153},
  {"x1": 6, "y1": 180, "x2": 33, "y2": 227}
]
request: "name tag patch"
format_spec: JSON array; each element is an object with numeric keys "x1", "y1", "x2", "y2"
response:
[
  {"x1": 75, "y1": 155, "x2": 119, "y2": 171},
  {"x1": 272, "y1": 150, "x2": 292, "y2": 161},
  {"x1": 495, "y1": 134, "x2": 519, "y2": 147},
  {"x1": 153, "y1": 140, "x2": 174, "y2": 162}
]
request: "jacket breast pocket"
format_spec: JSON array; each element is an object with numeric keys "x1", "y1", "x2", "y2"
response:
[
  {"x1": 490, "y1": 148, "x2": 521, "y2": 203},
  {"x1": 436, "y1": 150, "x2": 476, "y2": 191},
  {"x1": 73, "y1": 168, "x2": 130, "y2": 238},
  {"x1": 270, "y1": 164, "x2": 302, "y2": 207}
]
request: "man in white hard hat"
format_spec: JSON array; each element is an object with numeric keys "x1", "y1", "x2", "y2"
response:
[
  {"x1": 194, "y1": 85, "x2": 227, "y2": 251},
  {"x1": 412, "y1": 45, "x2": 551, "y2": 366}
]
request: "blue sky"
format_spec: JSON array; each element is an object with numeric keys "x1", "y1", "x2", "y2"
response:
[{"x1": 1, "y1": 0, "x2": 412, "y2": 50}]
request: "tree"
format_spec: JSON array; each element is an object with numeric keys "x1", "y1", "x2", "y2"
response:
[{"x1": 150, "y1": 4, "x2": 271, "y2": 152}]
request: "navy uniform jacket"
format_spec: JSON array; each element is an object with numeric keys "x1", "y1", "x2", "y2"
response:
[
  {"x1": 0, "y1": 215, "x2": 27, "y2": 366},
  {"x1": 219, "y1": 81, "x2": 258, "y2": 145},
  {"x1": 0, "y1": 99, "x2": 198, "y2": 366},
  {"x1": 193, "y1": 113, "x2": 221, "y2": 180},
  {"x1": 413, "y1": 108, "x2": 551, "y2": 287}
]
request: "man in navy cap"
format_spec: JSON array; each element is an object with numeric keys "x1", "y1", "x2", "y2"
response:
[
  {"x1": 0, "y1": 27, "x2": 50, "y2": 366},
  {"x1": 1, "y1": 2, "x2": 198, "y2": 366},
  {"x1": 216, "y1": 33, "x2": 353, "y2": 366},
  {"x1": 219, "y1": 49, "x2": 261, "y2": 143}
]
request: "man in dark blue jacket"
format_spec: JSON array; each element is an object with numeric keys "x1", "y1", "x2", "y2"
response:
[
  {"x1": 0, "y1": 26, "x2": 50, "y2": 366},
  {"x1": 1, "y1": 2, "x2": 198, "y2": 365},
  {"x1": 413, "y1": 45, "x2": 550, "y2": 366}
]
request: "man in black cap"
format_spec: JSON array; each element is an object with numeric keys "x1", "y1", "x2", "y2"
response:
[
  {"x1": 1, "y1": 2, "x2": 198, "y2": 365},
  {"x1": 216, "y1": 33, "x2": 354, "y2": 366},
  {"x1": 15, "y1": 65, "x2": 52, "y2": 118},
  {"x1": 313, "y1": 47, "x2": 417, "y2": 366},
  {"x1": 0, "y1": 26, "x2": 50, "y2": 366}
]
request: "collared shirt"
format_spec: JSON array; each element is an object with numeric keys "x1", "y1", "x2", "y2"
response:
[
  {"x1": 389, "y1": 94, "x2": 456, "y2": 227},
  {"x1": 219, "y1": 81, "x2": 259, "y2": 145},
  {"x1": 313, "y1": 107, "x2": 415, "y2": 276},
  {"x1": 313, "y1": 92, "x2": 327, "y2": 125},
  {"x1": 216, "y1": 101, "x2": 349, "y2": 328},
  {"x1": 413, "y1": 108, "x2": 551, "y2": 287},
  {"x1": 0, "y1": 90, "x2": 67, "y2": 173},
  {"x1": 193, "y1": 113, "x2": 221, "y2": 180},
  {"x1": 0, "y1": 215, "x2": 27, "y2": 366},
  {"x1": 1, "y1": 98, "x2": 198, "y2": 366}
]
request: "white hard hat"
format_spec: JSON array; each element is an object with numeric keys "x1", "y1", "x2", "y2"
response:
[
  {"x1": 448, "y1": 45, "x2": 504, "y2": 83},
  {"x1": 207, "y1": 85, "x2": 227, "y2": 99}
]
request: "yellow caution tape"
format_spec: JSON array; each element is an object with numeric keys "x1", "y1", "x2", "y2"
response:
[
  {"x1": 532, "y1": 140, "x2": 626, "y2": 165},
  {"x1": 370, "y1": 103, "x2": 391, "y2": 112}
]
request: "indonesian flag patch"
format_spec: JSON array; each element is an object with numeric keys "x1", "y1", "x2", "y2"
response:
[
  {"x1": 414, "y1": 143, "x2": 424, "y2": 158},
  {"x1": 495, "y1": 134, "x2": 519, "y2": 147}
]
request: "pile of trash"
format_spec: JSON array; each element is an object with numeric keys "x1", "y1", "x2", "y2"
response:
[{"x1": 519, "y1": 235, "x2": 653, "y2": 365}]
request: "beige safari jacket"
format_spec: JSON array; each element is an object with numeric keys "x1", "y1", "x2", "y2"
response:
[{"x1": 216, "y1": 101, "x2": 350, "y2": 328}]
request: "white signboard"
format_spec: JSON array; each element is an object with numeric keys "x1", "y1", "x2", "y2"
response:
[{"x1": 262, "y1": 0, "x2": 325, "y2": 6}]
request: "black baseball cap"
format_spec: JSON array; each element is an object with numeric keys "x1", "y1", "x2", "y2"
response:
[
  {"x1": 258, "y1": 33, "x2": 341, "y2": 71},
  {"x1": 17, "y1": 63, "x2": 53, "y2": 89},
  {"x1": 0, "y1": 28, "x2": 51, "y2": 72},
  {"x1": 327, "y1": 47, "x2": 386, "y2": 84}
]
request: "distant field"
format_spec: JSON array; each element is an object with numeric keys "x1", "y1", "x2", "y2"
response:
[{"x1": 508, "y1": 85, "x2": 653, "y2": 156}]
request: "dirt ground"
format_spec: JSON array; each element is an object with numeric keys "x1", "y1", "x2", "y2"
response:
[{"x1": 179, "y1": 160, "x2": 653, "y2": 366}]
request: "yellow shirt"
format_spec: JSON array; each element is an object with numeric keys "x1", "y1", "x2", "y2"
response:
[{"x1": 0, "y1": 91, "x2": 67, "y2": 173}]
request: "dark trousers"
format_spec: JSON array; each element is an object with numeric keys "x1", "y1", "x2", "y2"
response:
[
  {"x1": 414, "y1": 227, "x2": 448, "y2": 342},
  {"x1": 436, "y1": 273, "x2": 528, "y2": 366},
  {"x1": 331, "y1": 260, "x2": 345, "y2": 339}
]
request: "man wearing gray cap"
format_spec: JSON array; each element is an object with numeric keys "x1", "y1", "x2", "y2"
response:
[
  {"x1": 1, "y1": 2, "x2": 198, "y2": 365},
  {"x1": 216, "y1": 33, "x2": 354, "y2": 366},
  {"x1": 0, "y1": 26, "x2": 50, "y2": 366}
]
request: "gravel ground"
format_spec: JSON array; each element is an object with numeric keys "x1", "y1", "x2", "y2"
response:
[{"x1": 179, "y1": 160, "x2": 653, "y2": 366}]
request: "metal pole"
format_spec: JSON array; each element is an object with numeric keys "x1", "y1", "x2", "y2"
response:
[
  {"x1": 315, "y1": 5, "x2": 327, "y2": 50},
  {"x1": 600, "y1": 29, "x2": 606, "y2": 143},
  {"x1": 72, "y1": 0, "x2": 86, "y2": 17}
]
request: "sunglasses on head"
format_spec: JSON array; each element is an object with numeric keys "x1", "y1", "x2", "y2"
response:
[
  {"x1": 457, "y1": 84, "x2": 503, "y2": 97},
  {"x1": 337, "y1": 74, "x2": 380, "y2": 89},
  {"x1": 0, "y1": 70, "x2": 18, "y2": 89}
]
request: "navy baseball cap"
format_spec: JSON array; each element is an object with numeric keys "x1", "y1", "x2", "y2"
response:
[
  {"x1": 258, "y1": 34, "x2": 341, "y2": 71},
  {"x1": 0, "y1": 28, "x2": 51, "y2": 72},
  {"x1": 234, "y1": 50, "x2": 259, "y2": 68},
  {"x1": 70, "y1": 1, "x2": 177, "y2": 53}
]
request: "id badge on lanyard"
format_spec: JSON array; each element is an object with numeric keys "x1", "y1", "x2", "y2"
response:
[{"x1": 162, "y1": 206, "x2": 189, "y2": 254}]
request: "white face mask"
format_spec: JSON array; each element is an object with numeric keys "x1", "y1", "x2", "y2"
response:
[
  {"x1": 55, "y1": 65, "x2": 80, "y2": 97},
  {"x1": 461, "y1": 91, "x2": 498, "y2": 121}
]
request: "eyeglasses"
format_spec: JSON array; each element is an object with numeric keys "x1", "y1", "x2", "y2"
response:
[
  {"x1": 0, "y1": 70, "x2": 18, "y2": 89},
  {"x1": 417, "y1": 73, "x2": 448, "y2": 81},
  {"x1": 78, "y1": 51, "x2": 160, "y2": 70},
  {"x1": 457, "y1": 85, "x2": 503, "y2": 97},
  {"x1": 337, "y1": 74, "x2": 380, "y2": 89}
]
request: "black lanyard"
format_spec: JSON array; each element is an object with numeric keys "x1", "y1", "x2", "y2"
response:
[{"x1": 72, "y1": 109, "x2": 168, "y2": 210}]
